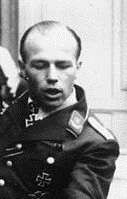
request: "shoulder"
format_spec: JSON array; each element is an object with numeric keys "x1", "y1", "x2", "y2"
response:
[
  {"x1": 87, "y1": 115, "x2": 116, "y2": 141},
  {"x1": 77, "y1": 114, "x2": 118, "y2": 150},
  {"x1": 64, "y1": 113, "x2": 119, "y2": 152},
  {"x1": 81, "y1": 115, "x2": 119, "y2": 157}
]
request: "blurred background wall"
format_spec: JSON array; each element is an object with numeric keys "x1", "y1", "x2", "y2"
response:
[{"x1": 0, "y1": 0, "x2": 127, "y2": 197}]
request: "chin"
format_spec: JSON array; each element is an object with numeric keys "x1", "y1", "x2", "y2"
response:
[
  {"x1": 42, "y1": 100, "x2": 63, "y2": 111},
  {"x1": 34, "y1": 93, "x2": 63, "y2": 109},
  {"x1": 45, "y1": 101, "x2": 62, "y2": 108}
]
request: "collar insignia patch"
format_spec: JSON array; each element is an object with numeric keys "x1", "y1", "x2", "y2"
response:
[{"x1": 68, "y1": 110, "x2": 85, "y2": 137}]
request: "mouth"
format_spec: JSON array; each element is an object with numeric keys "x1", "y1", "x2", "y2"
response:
[{"x1": 44, "y1": 88, "x2": 62, "y2": 99}]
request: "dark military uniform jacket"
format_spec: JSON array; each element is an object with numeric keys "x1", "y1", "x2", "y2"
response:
[{"x1": 0, "y1": 85, "x2": 119, "y2": 199}]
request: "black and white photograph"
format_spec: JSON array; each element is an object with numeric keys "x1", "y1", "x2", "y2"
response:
[{"x1": 0, "y1": 0, "x2": 126, "y2": 198}]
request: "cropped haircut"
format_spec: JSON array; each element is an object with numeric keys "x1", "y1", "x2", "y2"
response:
[{"x1": 20, "y1": 21, "x2": 82, "y2": 63}]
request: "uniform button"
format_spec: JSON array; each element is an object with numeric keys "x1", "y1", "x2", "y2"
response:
[
  {"x1": 16, "y1": 143, "x2": 22, "y2": 150},
  {"x1": 6, "y1": 160, "x2": 13, "y2": 167},
  {"x1": 46, "y1": 157, "x2": 55, "y2": 164},
  {"x1": 0, "y1": 179, "x2": 5, "y2": 186}
]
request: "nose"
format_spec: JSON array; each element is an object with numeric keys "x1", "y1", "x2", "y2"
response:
[{"x1": 47, "y1": 64, "x2": 58, "y2": 84}]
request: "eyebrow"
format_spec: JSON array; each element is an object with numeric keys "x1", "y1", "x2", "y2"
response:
[{"x1": 31, "y1": 60, "x2": 72, "y2": 64}]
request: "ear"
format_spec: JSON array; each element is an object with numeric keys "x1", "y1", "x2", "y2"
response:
[
  {"x1": 18, "y1": 60, "x2": 25, "y2": 70},
  {"x1": 74, "y1": 61, "x2": 82, "y2": 81},
  {"x1": 76, "y1": 61, "x2": 82, "y2": 70},
  {"x1": 18, "y1": 60, "x2": 27, "y2": 80}
]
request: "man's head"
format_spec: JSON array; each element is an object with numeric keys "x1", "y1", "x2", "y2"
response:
[{"x1": 20, "y1": 20, "x2": 82, "y2": 110}]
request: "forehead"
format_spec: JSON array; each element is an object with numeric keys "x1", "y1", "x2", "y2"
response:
[{"x1": 25, "y1": 27, "x2": 77, "y2": 60}]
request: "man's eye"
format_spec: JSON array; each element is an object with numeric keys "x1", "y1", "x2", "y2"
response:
[
  {"x1": 31, "y1": 62, "x2": 48, "y2": 69},
  {"x1": 56, "y1": 63, "x2": 72, "y2": 69}
]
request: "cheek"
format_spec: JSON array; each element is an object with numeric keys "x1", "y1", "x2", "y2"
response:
[
  {"x1": 26, "y1": 70, "x2": 46, "y2": 85},
  {"x1": 60, "y1": 70, "x2": 76, "y2": 84}
]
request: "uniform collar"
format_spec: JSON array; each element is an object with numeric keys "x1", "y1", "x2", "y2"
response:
[
  {"x1": 27, "y1": 87, "x2": 77, "y2": 120},
  {"x1": 25, "y1": 85, "x2": 88, "y2": 139},
  {"x1": 11, "y1": 85, "x2": 89, "y2": 142}
]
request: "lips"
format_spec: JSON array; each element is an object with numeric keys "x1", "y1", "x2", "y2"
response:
[
  {"x1": 46, "y1": 88, "x2": 61, "y2": 94},
  {"x1": 44, "y1": 88, "x2": 62, "y2": 99}
]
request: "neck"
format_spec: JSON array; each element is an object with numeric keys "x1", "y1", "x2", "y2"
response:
[{"x1": 29, "y1": 87, "x2": 78, "y2": 119}]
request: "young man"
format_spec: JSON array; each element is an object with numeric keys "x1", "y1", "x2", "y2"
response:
[{"x1": 0, "y1": 21, "x2": 119, "y2": 199}]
